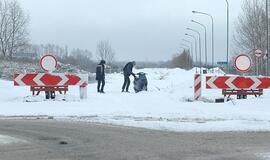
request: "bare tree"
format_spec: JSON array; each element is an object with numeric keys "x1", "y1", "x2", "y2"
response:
[
  {"x1": 234, "y1": 0, "x2": 266, "y2": 51},
  {"x1": 0, "y1": 1, "x2": 9, "y2": 57},
  {"x1": 96, "y1": 40, "x2": 115, "y2": 65},
  {"x1": 0, "y1": 0, "x2": 29, "y2": 59},
  {"x1": 172, "y1": 50, "x2": 193, "y2": 70}
]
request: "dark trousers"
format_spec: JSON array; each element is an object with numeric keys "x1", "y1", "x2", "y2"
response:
[
  {"x1": 122, "y1": 75, "x2": 130, "y2": 91},
  {"x1": 97, "y1": 79, "x2": 105, "y2": 92}
]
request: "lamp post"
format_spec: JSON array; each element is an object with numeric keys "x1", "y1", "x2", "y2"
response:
[
  {"x1": 267, "y1": 0, "x2": 269, "y2": 75},
  {"x1": 185, "y1": 33, "x2": 198, "y2": 66},
  {"x1": 192, "y1": 11, "x2": 214, "y2": 71},
  {"x1": 191, "y1": 20, "x2": 208, "y2": 68},
  {"x1": 225, "y1": 0, "x2": 229, "y2": 73},
  {"x1": 183, "y1": 39, "x2": 194, "y2": 68},
  {"x1": 187, "y1": 28, "x2": 202, "y2": 73}
]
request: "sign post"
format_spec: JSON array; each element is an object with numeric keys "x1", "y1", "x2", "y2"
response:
[{"x1": 254, "y1": 49, "x2": 264, "y2": 76}]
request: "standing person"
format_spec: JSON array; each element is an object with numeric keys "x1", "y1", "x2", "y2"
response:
[
  {"x1": 96, "y1": 60, "x2": 106, "y2": 93},
  {"x1": 122, "y1": 61, "x2": 136, "y2": 92}
]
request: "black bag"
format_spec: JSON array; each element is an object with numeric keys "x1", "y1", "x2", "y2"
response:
[{"x1": 134, "y1": 72, "x2": 148, "y2": 93}]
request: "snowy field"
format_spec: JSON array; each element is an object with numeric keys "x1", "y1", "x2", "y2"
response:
[{"x1": 1, "y1": 68, "x2": 270, "y2": 132}]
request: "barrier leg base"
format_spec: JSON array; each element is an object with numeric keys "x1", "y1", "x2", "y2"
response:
[{"x1": 80, "y1": 86, "x2": 87, "y2": 99}]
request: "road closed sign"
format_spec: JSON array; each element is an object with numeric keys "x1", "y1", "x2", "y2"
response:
[
  {"x1": 234, "y1": 54, "x2": 252, "y2": 73},
  {"x1": 39, "y1": 55, "x2": 58, "y2": 72}
]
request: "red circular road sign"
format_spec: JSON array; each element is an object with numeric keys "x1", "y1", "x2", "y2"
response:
[
  {"x1": 254, "y1": 49, "x2": 263, "y2": 58},
  {"x1": 234, "y1": 54, "x2": 252, "y2": 73},
  {"x1": 39, "y1": 54, "x2": 58, "y2": 72}
]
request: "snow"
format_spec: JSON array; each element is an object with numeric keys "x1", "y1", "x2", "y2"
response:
[
  {"x1": 1, "y1": 67, "x2": 270, "y2": 132},
  {"x1": 0, "y1": 135, "x2": 25, "y2": 145},
  {"x1": 257, "y1": 153, "x2": 270, "y2": 160}
]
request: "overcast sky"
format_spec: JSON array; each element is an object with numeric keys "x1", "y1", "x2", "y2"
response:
[{"x1": 18, "y1": 0, "x2": 243, "y2": 62}]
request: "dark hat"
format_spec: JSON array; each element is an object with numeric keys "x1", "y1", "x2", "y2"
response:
[{"x1": 100, "y1": 60, "x2": 106, "y2": 64}]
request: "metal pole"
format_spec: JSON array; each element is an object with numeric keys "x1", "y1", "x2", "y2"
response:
[
  {"x1": 211, "y1": 16, "x2": 214, "y2": 71},
  {"x1": 187, "y1": 28, "x2": 202, "y2": 74},
  {"x1": 267, "y1": 0, "x2": 269, "y2": 76},
  {"x1": 191, "y1": 20, "x2": 208, "y2": 68},
  {"x1": 225, "y1": 0, "x2": 229, "y2": 73},
  {"x1": 192, "y1": 11, "x2": 215, "y2": 72},
  {"x1": 185, "y1": 34, "x2": 198, "y2": 67}
]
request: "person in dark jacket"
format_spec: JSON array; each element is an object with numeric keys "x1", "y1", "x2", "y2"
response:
[
  {"x1": 96, "y1": 60, "x2": 106, "y2": 93},
  {"x1": 122, "y1": 61, "x2": 136, "y2": 92}
]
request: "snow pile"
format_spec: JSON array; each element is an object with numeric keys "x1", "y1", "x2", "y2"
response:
[
  {"x1": 1, "y1": 68, "x2": 270, "y2": 132},
  {"x1": 0, "y1": 135, "x2": 25, "y2": 145},
  {"x1": 257, "y1": 153, "x2": 270, "y2": 160}
]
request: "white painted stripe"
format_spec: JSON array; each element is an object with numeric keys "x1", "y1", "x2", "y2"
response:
[
  {"x1": 249, "y1": 77, "x2": 261, "y2": 90},
  {"x1": 225, "y1": 76, "x2": 237, "y2": 89},
  {"x1": 33, "y1": 73, "x2": 45, "y2": 86},
  {"x1": 58, "y1": 74, "x2": 69, "y2": 86},
  {"x1": 194, "y1": 75, "x2": 201, "y2": 86},
  {"x1": 14, "y1": 74, "x2": 26, "y2": 86},
  {"x1": 207, "y1": 76, "x2": 219, "y2": 89}
]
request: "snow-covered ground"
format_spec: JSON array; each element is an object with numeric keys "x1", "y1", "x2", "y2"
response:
[{"x1": 1, "y1": 68, "x2": 270, "y2": 132}]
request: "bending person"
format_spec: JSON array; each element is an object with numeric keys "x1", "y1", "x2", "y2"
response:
[{"x1": 122, "y1": 61, "x2": 136, "y2": 92}]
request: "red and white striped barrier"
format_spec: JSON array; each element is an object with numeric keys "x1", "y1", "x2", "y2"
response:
[
  {"x1": 14, "y1": 73, "x2": 88, "y2": 99},
  {"x1": 194, "y1": 74, "x2": 202, "y2": 100},
  {"x1": 206, "y1": 76, "x2": 270, "y2": 90}
]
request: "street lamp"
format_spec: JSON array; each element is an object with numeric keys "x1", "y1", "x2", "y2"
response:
[
  {"x1": 185, "y1": 33, "x2": 198, "y2": 66},
  {"x1": 267, "y1": 0, "x2": 269, "y2": 75},
  {"x1": 192, "y1": 10, "x2": 215, "y2": 71},
  {"x1": 183, "y1": 39, "x2": 194, "y2": 68},
  {"x1": 225, "y1": 0, "x2": 229, "y2": 73},
  {"x1": 191, "y1": 20, "x2": 208, "y2": 67},
  {"x1": 187, "y1": 28, "x2": 202, "y2": 73}
]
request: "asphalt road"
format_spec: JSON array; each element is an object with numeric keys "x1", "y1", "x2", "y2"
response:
[{"x1": 0, "y1": 119, "x2": 269, "y2": 160}]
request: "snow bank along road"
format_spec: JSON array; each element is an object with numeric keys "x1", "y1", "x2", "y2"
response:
[
  {"x1": 2, "y1": 68, "x2": 270, "y2": 132},
  {"x1": 0, "y1": 119, "x2": 270, "y2": 160}
]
